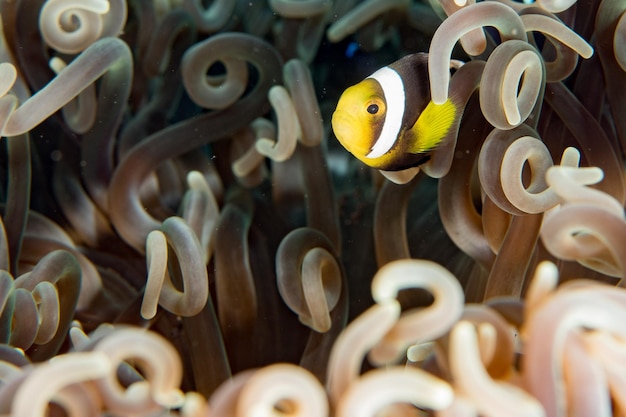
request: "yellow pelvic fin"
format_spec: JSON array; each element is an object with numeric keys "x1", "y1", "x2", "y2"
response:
[{"x1": 410, "y1": 99, "x2": 457, "y2": 154}]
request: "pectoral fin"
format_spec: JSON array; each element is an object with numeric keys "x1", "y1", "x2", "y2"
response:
[{"x1": 409, "y1": 99, "x2": 458, "y2": 154}]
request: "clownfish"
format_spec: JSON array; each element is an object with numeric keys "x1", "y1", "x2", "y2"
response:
[{"x1": 332, "y1": 53, "x2": 459, "y2": 171}]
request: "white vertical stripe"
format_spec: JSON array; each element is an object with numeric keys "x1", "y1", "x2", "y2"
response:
[{"x1": 366, "y1": 67, "x2": 405, "y2": 159}]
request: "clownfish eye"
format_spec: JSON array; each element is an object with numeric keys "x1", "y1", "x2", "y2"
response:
[{"x1": 367, "y1": 104, "x2": 379, "y2": 114}]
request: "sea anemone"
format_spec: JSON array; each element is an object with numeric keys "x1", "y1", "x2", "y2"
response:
[{"x1": 0, "y1": 0, "x2": 625, "y2": 416}]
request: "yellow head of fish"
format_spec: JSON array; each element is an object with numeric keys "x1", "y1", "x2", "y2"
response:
[{"x1": 331, "y1": 53, "x2": 458, "y2": 171}]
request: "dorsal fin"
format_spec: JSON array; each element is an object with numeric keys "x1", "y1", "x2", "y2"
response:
[{"x1": 388, "y1": 54, "x2": 431, "y2": 129}]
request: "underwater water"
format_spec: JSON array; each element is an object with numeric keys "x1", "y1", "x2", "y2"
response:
[{"x1": 0, "y1": 0, "x2": 626, "y2": 416}]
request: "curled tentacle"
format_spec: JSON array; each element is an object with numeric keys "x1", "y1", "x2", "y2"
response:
[
  {"x1": 93, "y1": 327, "x2": 185, "y2": 414},
  {"x1": 0, "y1": 37, "x2": 131, "y2": 137},
  {"x1": 368, "y1": 259, "x2": 465, "y2": 364},
  {"x1": 479, "y1": 40, "x2": 545, "y2": 130},
  {"x1": 141, "y1": 216, "x2": 208, "y2": 319},
  {"x1": 336, "y1": 366, "x2": 453, "y2": 417},
  {"x1": 428, "y1": 1, "x2": 526, "y2": 104},
  {"x1": 276, "y1": 228, "x2": 343, "y2": 333}
]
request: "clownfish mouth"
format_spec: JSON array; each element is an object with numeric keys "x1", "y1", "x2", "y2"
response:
[
  {"x1": 331, "y1": 111, "x2": 354, "y2": 142},
  {"x1": 331, "y1": 111, "x2": 370, "y2": 158}
]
